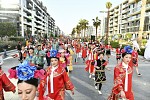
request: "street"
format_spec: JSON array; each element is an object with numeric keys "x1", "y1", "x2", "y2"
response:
[{"x1": 2, "y1": 51, "x2": 150, "y2": 100}]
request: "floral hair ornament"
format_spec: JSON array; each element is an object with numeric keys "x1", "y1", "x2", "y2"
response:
[
  {"x1": 8, "y1": 61, "x2": 45, "y2": 80},
  {"x1": 122, "y1": 46, "x2": 133, "y2": 54},
  {"x1": 50, "y1": 49, "x2": 58, "y2": 58}
]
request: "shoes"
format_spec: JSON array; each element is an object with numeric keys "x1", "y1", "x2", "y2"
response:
[
  {"x1": 92, "y1": 77, "x2": 95, "y2": 80},
  {"x1": 98, "y1": 90, "x2": 102, "y2": 94},
  {"x1": 138, "y1": 73, "x2": 142, "y2": 76},
  {"x1": 89, "y1": 75, "x2": 92, "y2": 78},
  {"x1": 95, "y1": 86, "x2": 98, "y2": 90}
]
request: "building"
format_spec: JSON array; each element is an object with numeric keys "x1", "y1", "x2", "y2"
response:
[
  {"x1": 0, "y1": 0, "x2": 56, "y2": 37},
  {"x1": 109, "y1": 0, "x2": 150, "y2": 39}
]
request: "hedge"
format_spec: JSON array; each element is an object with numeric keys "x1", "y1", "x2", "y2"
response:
[{"x1": 8, "y1": 37, "x2": 24, "y2": 41}]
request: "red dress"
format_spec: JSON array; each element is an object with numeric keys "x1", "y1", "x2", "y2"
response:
[
  {"x1": 116, "y1": 48, "x2": 121, "y2": 59},
  {"x1": 85, "y1": 50, "x2": 95, "y2": 74},
  {"x1": 39, "y1": 66, "x2": 74, "y2": 100},
  {"x1": 82, "y1": 47, "x2": 87, "y2": 58},
  {"x1": 0, "y1": 69, "x2": 16, "y2": 100},
  {"x1": 108, "y1": 62, "x2": 134, "y2": 100},
  {"x1": 132, "y1": 50, "x2": 138, "y2": 67}
]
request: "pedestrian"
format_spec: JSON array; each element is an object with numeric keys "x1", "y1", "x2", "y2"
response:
[
  {"x1": 39, "y1": 49, "x2": 74, "y2": 100},
  {"x1": 132, "y1": 47, "x2": 142, "y2": 76},
  {"x1": 0, "y1": 67, "x2": 16, "y2": 100},
  {"x1": 8, "y1": 61, "x2": 45, "y2": 100},
  {"x1": 16, "y1": 41, "x2": 22, "y2": 61},
  {"x1": 3, "y1": 44, "x2": 8, "y2": 58},
  {"x1": 45, "y1": 46, "x2": 51, "y2": 66},
  {"x1": 94, "y1": 52, "x2": 108, "y2": 94},
  {"x1": 108, "y1": 46, "x2": 134, "y2": 100}
]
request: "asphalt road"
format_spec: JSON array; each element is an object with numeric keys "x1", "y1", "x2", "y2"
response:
[{"x1": 2, "y1": 51, "x2": 150, "y2": 100}]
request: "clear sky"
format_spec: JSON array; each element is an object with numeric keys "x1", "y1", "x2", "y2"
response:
[{"x1": 42, "y1": 0, "x2": 124, "y2": 35}]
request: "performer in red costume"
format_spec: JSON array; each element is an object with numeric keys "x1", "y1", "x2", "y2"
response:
[
  {"x1": 105, "y1": 42, "x2": 112, "y2": 62},
  {"x1": 85, "y1": 44, "x2": 95, "y2": 78},
  {"x1": 0, "y1": 68, "x2": 16, "y2": 100},
  {"x1": 39, "y1": 50, "x2": 74, "y2": 100},
  {"x1": 116, "y1": 44, "x2": 122, "y2": 64},
  {"x1": 81, "y1": 44, "x2": 88, "y2": 63},
  {"x1": 132, "y1": 47, "x2": 142, "y2": 76},
  {"x1": 108, "y1": 46, "x2": 134, "y2": 100}
]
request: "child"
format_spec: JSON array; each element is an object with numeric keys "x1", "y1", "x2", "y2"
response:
[{"x1": 94, "y1": 52, "x2": 108, "y2": 94}]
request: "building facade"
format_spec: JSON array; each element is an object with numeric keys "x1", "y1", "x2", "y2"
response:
[
  {"x1": 0, "y1": 0, "x2": 55, "y2": 37},
  {"x1": 109, "y1": 0, "x2": 150, "y2": 39}
]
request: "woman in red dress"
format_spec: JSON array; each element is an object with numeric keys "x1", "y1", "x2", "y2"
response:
[
  {"x1": 39, "y1": 50, "x2": 74, "y2": 100},
  {"x1": 132, "y1": 47, "x2": 142, "y2": 76},
  {"x1": 82, "y1": 44, "x2": 88, "y2": 63},
  {"x1": 108, "y1": 46, "x2": 134, "y2": 100}
]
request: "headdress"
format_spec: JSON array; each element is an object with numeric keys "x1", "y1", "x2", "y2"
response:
[
  {"x1": 50, "y1": 49, "x2": 58, "y2": 58},
  {"x1": 8, "y1": 61, "x2": 45, "y2": 80},
  {"x1": 121, "y1": 46, "x2": 133, "y2": 54}
]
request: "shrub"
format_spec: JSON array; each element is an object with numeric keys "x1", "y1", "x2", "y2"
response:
[
  {"x1": 138, "y1": 48, "x2": 145, "y2": 56},
  {"x1": 110, "y1": 41, "x2": 119, "y2": 48},
  {"x1": 9, "y1": 37, "x2": 24, "y2": 42}
]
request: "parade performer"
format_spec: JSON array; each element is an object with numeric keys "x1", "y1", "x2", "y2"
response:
[
  {"x1": 144, "y1": 39, "x2": 150, "y2": 60},
  {"x1": 0, "y1": 67, "x2": 16, "y2": 100},
  {"x1": 85, "y1": 44, "x2": 95, "y2": 78},
  {"x1": 39, "y1": 50, "x2": 74, "y2": 100},
  {"x1": 58, "y1": 49, "x2": 70, "y2": 73},
  {"x1": 116, "y1": 44, "x2": 122, "y2": 64},
  {"x1": 81, "y1": 44, "x2": 88, "y2": 63},
  {"x1": 8, "y1": 61, "x2": 45, "y2": 100},
  {"x1": 94, "y1": 52, "x2": 108, "y2": 95},
  {"x1": 132, "y1": 47, "x2": 142, "y2": 76},
  {"x1": 108, "y1": 46, "x2": 134, "y2": 100},
  {"x1": 105, "y1": 42, "x2": 112, "y2": 62},
  {"x1": 68, "y1": 44, "x2": 74, "y2": 72}
]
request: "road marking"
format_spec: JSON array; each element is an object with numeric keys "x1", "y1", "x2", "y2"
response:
[{"x1": 3, "y1": 56, "x2": 13, "y2": 60}]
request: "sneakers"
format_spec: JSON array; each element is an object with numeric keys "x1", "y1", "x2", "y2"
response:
[
  {"x1": 95, "y1": 86, "x2": 98, "y2": 90},
  {"x1": 98, "y1": 90, "x2": 102, "y2": 94},
  {"x1": 138, "y1": 73, "x2": 142, "y2": 76}
]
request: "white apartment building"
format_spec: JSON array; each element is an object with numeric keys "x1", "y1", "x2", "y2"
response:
[
  {"x1": 0, "y1": 0, "x2": 55, "y2": 37},
  {"x1": 109, "y1": 0, "x2": 150, "y2": 39}
]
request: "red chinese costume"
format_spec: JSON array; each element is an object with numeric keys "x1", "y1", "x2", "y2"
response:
[
  {"x1": 105, "y1": 44, "x2": 112, "y2": 55},
  {"x1": 132, "y1": 50, "x2": 138, "y2": 67},
  {"x1": 0, "y1": 69, "x2": 16, "y2": 100},
  {"x1": 39, "y1": 50, "x2": 74, "y2": 100},
  {"x1": 116, "y1": 48, "x2": 122, "y2": 60}
]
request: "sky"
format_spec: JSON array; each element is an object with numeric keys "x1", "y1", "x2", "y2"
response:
[{"x1": 42, "y1": 0, "x2": 124, "y2": 35}]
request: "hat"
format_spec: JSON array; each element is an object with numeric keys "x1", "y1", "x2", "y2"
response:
[{"x1": 50, "y1": 50, "x2": 58, "y2": 58}]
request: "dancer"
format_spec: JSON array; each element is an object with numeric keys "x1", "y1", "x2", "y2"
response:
[
  {"x1": 94, "y1": 52, "x2": 108, "y2": 94},
  {"x1": 0, "y1": 67, "x2": 16, "y2": 100},
  {"x1": 116, "y1": 44, "x2": 122, "y2": 64},
  {"x1": 132, "y1": 47, "x2": 142, "y2": 76},
  {"x1": 39, "y1": 50, "x2": 74, "y2": 99},
  {"x1": 105, "y1": 42, "x2": 112, "y2": 62},
  {"x1": 8, "y1": 61, "x2": 45, "y2": 100},
  {"x1": 108, "y1": 46, "x2": 134, "y2": 100}
]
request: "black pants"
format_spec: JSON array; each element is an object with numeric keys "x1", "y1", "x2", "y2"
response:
[
  {"x1": 46, "y1": 56, "x2": 50, "y2": 66},
  {"x1": 95, "y1": 83, "x2": 102, "y2": 90}
]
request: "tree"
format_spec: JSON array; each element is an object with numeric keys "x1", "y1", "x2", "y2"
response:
[
  {"x1": 133, "y1": 0, "x2": 149, "y2": 46},
  {"x1": 106, "y1": 2, "x2": 112, "y2": 43},
  {"x1": 75, "y1": 24, "x2": 82, "y2": 38},
  {"x1": 79, "y1": 19, "x2": 89, "y2": 37},
  {"x1": 0, "y1": 22, "x2": 17, "y2": 37},
  {"x1": 92, "y1": 16, "x2": 101, "y2": 40},
  {"x1": 71, "y1": 27, "x2": 76, "y2": 37}
]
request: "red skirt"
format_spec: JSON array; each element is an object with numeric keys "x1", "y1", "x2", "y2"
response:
[{"x1": 85, "y1": 60, "x2": 94, "y2": 74}]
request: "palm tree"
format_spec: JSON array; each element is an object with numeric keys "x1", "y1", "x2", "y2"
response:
[
  {"x1": 133, "y1": 0, "x2": 149, "y2": 46},
  {"x1": 106, "y1": 2, "x2": 112, "y2": 43},
  {"x1": 71, "y1": 27, "x2": 76, "y2": 38},
  {"x1": 79, "y1": 19, "x2": 89, "y2": 37},
  {"x1": 92, "y1": 16, "x2": 101, "y2": 40},
  {"x1": 75, "y1": 24, "x2": 81, "y2": 38}
]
